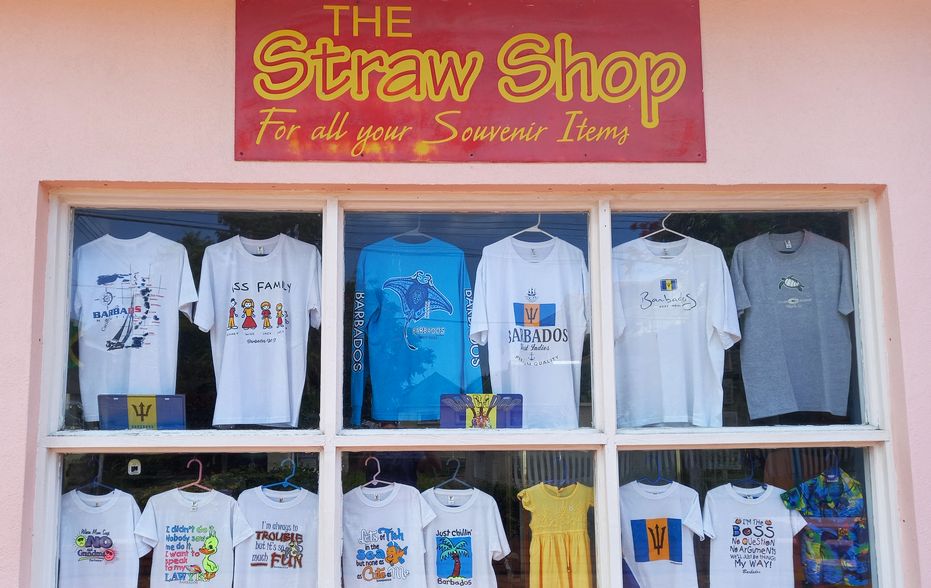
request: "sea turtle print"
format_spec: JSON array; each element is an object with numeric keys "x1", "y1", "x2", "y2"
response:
[
  {"x1": 778, "y1": 275, "x2": 805, "y2": 290},
  {"x1": 383, "y1": 270, "x2": 454, "y2": 350}
]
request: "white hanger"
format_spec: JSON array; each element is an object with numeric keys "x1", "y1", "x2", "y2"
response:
[
  {"x1": 508, "y1": 214, "x2": 555, "y2": 241},
  {"x1": 392, "y1": 215, "x2": 430, "y2": 241},
  {"x1": 641, "y1": 213, "x2": 687, "y2": 241},
  {"x1": 362, "y1": 456, "x2": 395, "y2": 489}
]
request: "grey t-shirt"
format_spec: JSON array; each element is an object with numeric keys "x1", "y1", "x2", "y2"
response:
[{"x1": 730, "y1": 231, "x2": 854, "y2": 419}]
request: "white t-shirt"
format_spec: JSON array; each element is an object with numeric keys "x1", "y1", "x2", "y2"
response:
[
  {"x1": 342, "y1": 483, "x2": 437, "y2": 587},
  {"x1": 421, "y1": 488, "x2": 510, "y2": 586},
  {"x1": 58, "y1": 489, "x2": 150, "y2": 588},
  {"x1": 618, "y1": 481, "x2": 703, "y2": 588},
  {"x1": 194, "y1": 234, "x2": 321, "y2": 426},
  {"x1": 233, "y1": 486, "x2": 319, "y2": 588},
  {"x1": 470, "y1": 237, "x2": 590, "y2": 428},
  {"x1": 135, "y1": 489, "x2": 253, "y2": 587},
  {"x1": 702, "y1": 483, "x2": 807, "y2": 587},
  {"x1": 612, "y1": 237, "x2": 740, "y2": 427},
  {"x1": 71, "y1": 232, "x2": 197, "y2": 421}
]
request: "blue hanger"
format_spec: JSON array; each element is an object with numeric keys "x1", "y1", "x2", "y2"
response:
[
  {"x1": 637, "y1": 454, "x2": 673, "y2": 486},
  {"x1": 262, "y1": 458, "x2": 301, "y2": 490}
]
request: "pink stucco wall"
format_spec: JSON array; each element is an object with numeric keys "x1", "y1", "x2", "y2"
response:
[{"x1": 2, "y1": 0, "x2": 930, "y2": 585}]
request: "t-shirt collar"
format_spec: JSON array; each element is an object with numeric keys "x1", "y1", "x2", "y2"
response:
[
  {"x1": 70, "y1": 489, "x2": 120, "y2": 513},
  {"x1": 426, "y1": 488, "x2": 479, "y2": 513}
]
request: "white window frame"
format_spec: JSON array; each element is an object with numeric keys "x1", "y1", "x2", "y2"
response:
[{"x1": 30, "y1": 185, "x2": 902, "y2": 587}]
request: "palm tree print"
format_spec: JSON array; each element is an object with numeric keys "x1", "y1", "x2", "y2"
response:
[{"x1": 437, "y1": 537, "x2": 471, "y2": 579}]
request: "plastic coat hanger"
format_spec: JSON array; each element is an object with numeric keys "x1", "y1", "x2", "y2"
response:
[
  {"x1": 435, "y1": 458, "x2": 473, "y2": 490},
  {"x1": 637, "y1": 454, "x2": 674, "y2": 486},
  {"x1": 641, "y1": 213, "x2": 688, "y2": 241},
  {"x1": 77, "y1": 455, "x2": 115, "y2": 496},
  {"x1": 178, "y1": 457, "x2": 212, "y2": 492},
  {"x1": 262, "y1": 457, "x2": 301, "y2": 491},
  {"x1": 362, "y1": 456, "x2": 394, "y2": 489},
  {"x1": 508, "y1": 214, "x2": 555, "y2": 241},
  {"x1": 392, "y1": 215, "x2": 431, "y2": 242},
  {"x1": 731, "y1": 451, "x2": 767, "y2": 490}
]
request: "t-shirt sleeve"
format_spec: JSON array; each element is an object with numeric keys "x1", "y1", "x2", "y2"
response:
[
  {"x1": 134, "y1": 500, "x2": 160, "y2": 548},
  {"x1": 701, "y1": 494, "x2": 716, "y2": 539},
  {"x1": 461, "y1": 254, "x2": 483, "y2": 393},
  {"x1": 418, "y1": 491, "x2": 438, "y2": 529},
  {"x1": 488, "y1": 501, "x2": 511, "y2": 561},
  {"x1": 684, "y1": 491, "x2": 705, "y2": 540},
  {"x1": 193, "y1": 250, "x2": 214, "y2": 332},
  {"x1": 131, "y1": 497, "x2": 153, "y2": 557},
  {"x1": 838, "y1": 243, "x2": 854, "y2": 316},
  {"x1": 349, "y1": 250, "x2": 369, "y2": 425},
  {"x1": 307, "y1": 245, "x2": 322, "y2": 329},
  {"x1": 231, "y1": 501, "x2": 255, "y2": 547},
  {"x1": 469, "y1": 252, "x2": 489, "y2": 346},
  {"x1": 178, "y1": 247, "x2": 198, "y2": 321},
  {"x1": 790, "y1": 508, "x2": 808, "y2": 535},
  {"x1": 729, "y1": 245, "x2": 751, "y2": 314},
  {"x1": 712, "y1": 249, "x2": 741, "y2": 349},
  {"x1": 612, "y1": 257, "x2": 626, "y2": 340}
]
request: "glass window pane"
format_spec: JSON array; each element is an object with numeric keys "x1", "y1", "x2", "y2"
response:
[
  {"x1": 610, "y1": 211, "x2": 860, "y2": 427},
  {"x1": 344, "y1": 213, "x2": 593, "y2": 430},
  {"x1": 341, "y1": 450, "x2": 597, "y2": 586},
  {"x1": 67, "y1": 210, "x2": 323, "y2": 430},
  {"x1": 618, "y1": 447, "x2": 872, "y2": 587},
  {"x1": 59, "y1": 452, "x2": 320, "y2": 586}
]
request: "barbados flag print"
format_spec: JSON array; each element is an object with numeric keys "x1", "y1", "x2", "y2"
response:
[
  {"x1": 631, "y1": 518, "x2": 683, "y2": 563},
  {"x1": 660, "y1": 279, "x2": 677, "y2": 291},
  {"x1": 512, "y1": 303, "x2": 556, "y2": 327}
]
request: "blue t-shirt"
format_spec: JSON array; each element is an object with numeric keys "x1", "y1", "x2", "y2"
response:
[{"x1": 350, "y1": 237, "x2": 482, "y2": 423}]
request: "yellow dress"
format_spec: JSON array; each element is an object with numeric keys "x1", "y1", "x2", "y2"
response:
[{"x1": 518, "y1": 482, "x2": 594, "y2": 588}]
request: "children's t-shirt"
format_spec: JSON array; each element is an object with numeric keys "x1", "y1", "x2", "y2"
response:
[
  {"x1": 470, "y1": 237, "x2": 590, "y2": 428},
  {"x1": 342, "y1": 483, "x2": 437, "y2": 587},
  {"x1": 421, "y1": 488, "x2": 510, "y2": 586},
  {"x1": 702, "y1": 483, "x2": 807, "y2": 587},
  {"x1": 233, "y1": 486, "x2": 319, "y2": 588},
  {"x1": 613, "y1": 237, "x2": 740, "y2": 427},
  {"x1": 350, "y1": 237, "x2": 482, "y2": 424},
  {"x1": 618, "y1": 481, "x2": 703, "y2": 588},
  {"x1": 71, "y1": 232, "x2": 197, "y2": 421},
  {"x1": 58, "y1": 489, "x2": 150, "y2": 588},
  {"x1": 135, "y1": 489, "x2": 254, "y2": 588},
  {"x1": 730, "y1": 231, "x2": 854, "y2": 419},
  {"x1": 194, "y1": 234, "x2": 321, "y2": 426}
]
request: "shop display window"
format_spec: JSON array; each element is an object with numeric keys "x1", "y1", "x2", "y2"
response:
[
  {"x1": 35, "y1": 188, "x2": 896, "y2": 586},
  {"x1": 341, "y1": 450, "x2": 596, "y2": 586},
  {"x1": 611, "y1": 212, "x2": 860, "y2": 428},
  {"x1": 59, "y1": 452, "x2": 320, "y2": 587},
  {"x1": 617, "y1": 447, "x2": 872, "y2": 587},
  {"x1": 343, "y1": 213, "x2": 593, "y2": 430},
  {"x1": 65, "y1": 209, "x2": 323, "y2": 430}
]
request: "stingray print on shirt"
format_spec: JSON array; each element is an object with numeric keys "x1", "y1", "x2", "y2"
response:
[
  {"x1": 93, "y1": 269, "x2": 165, "y2": 351},
  {"x1": 383, "y1": 270, "x2": 454, "y2": 350}
]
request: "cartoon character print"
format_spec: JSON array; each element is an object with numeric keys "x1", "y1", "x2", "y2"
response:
[
  {"x1": 241, "y1": 299, "x2": 257, "y2": 329},
  {"x1": 384, "y1": 541, "x2": 407, "y2": 566},
  {"x1": 261, "y1": 301, "x2": 272, "y2": 329},
  {"x1": 187, "y1": 532, "x2": 219, "y2": 581},
  {"x1": 276, "y1": 303, "x2": 286, "y2": 327},
  {"x1": 227, "y1": 298, "x2": 238, "y2": 330}
]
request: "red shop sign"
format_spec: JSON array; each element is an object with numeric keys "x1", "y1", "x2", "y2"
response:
[{"x1": 235, "y1": 0, "x2": 705, "y2": 162}]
